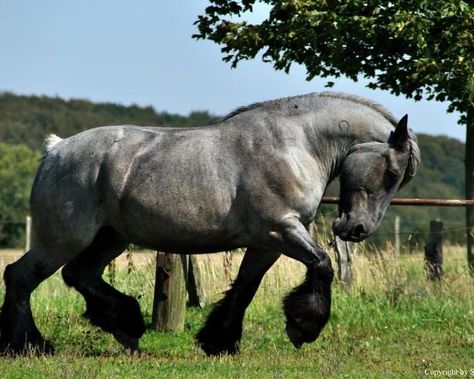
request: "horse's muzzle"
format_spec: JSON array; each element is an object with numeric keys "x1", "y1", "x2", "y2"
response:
[{"x1": 332, "y1": 215, "x2": 369, "y2": 242}]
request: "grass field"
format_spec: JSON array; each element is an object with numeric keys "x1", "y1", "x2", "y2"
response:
[{"x1": 0, "y1": 245, "x2": 473, "y2": 379}]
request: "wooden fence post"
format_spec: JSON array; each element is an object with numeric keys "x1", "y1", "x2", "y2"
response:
[
  {"x1": 334, "y1": 236, "x2": 353, "y2": 289},
  {"x1": 186, "y1": 255, "x2": 206, "y2": 308},
  {"x1": 424, "y1": 220, "x2": 443, "y2": 280},
  {"x1": 151, "y1": 252, "x2": 188, "y2": 331},
  {"x1": 394, "y1": 215, "x2": 400, "y2": 257},
  {"x1": 25, "y1": 216, "x2": 33, "y2": 252}
]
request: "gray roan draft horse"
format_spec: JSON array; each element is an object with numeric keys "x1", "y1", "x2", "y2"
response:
[{"x1": 0, "y1": 92, "x2": 420, "y2": 356}]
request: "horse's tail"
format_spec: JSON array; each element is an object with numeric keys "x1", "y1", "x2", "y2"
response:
[{"x1": 43, "y1": 134, "x2": 63, "y2": 154}]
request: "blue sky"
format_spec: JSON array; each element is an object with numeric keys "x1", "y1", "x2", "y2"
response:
[{"x1": 0, "y1": 1, "x2": 465, "y2": 141}]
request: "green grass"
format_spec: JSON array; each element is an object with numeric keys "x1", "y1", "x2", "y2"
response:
[{"x1": 0, "y1": 247, "x2": 473, "y2": 378}]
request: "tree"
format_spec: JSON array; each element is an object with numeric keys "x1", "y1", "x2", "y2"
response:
[
  {"x1": 194, "y1": 0, "x2": 474, "y2": 273},
  {"x1": 0, "y1": 143, "x2": 40, "y2": 247}
]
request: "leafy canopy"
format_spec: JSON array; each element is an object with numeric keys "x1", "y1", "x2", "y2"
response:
[
  {"x1": 0, "y1": 143, "x2": 40, "y2": 247},
  {"x1": 194, "y1": 0, "x2": 474, "y2": 122}
]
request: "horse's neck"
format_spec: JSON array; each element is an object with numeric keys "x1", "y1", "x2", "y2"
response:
[{"x1": 303, "y1": 114, "x2": 392, "y2": 182}]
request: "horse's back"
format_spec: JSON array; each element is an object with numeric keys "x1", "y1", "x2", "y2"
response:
[{"x1": 31, "y1": 125, "x2": 249, "y2": 251}]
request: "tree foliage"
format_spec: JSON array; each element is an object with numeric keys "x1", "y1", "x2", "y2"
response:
[
  {"x1": 0, "y1": 143, "x2": 40, "y2": 247},
  {"x1": 195, "y1": 0, "x2": 473, "y2": 121},
  {"x1": 195, "y1": 0, "x2": 474, "y2": 267}
]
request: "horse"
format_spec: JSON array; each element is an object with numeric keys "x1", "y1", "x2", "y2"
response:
[{"x1": 0, "y1": 92, "x2": 420, "y2": 356}]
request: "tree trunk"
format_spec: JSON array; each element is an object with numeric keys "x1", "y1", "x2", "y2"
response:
[
  {"x1": 424, "y1": 220, "x2": 443, "y2": 281},
  {"x1": 466, "y1": 105, "x2": 474, "y2": 276}
]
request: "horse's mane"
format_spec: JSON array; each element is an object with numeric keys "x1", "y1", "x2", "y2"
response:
[
  {"x1": 223, "y1": 91, "x2": 419, "y2": 186},
  {"x1": 222, "y1": 92, "x2": 398, "y2": 127},
  {"x1": 317, "y1": 92, "x2": 398, "y2": 127}
]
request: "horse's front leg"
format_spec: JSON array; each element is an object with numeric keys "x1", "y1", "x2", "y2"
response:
[
  {"x1": 273, "y1": 219, "x2": 334, "y2": 348},
  {"x1": 196, "y1": 249, "x2": 280, "y2": 356}
]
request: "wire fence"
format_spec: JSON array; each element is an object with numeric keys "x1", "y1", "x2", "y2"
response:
[
  {"x1": 318, "y1": 197, "x2": 474, "y2": 242},
  {"x1": 369, "y1": 225, "x2": 473, "y2": 238}
]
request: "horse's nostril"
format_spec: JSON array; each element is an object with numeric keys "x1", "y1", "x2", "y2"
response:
[{"x1": 354, "y1": 224, "x2": 366, "y2": 237}]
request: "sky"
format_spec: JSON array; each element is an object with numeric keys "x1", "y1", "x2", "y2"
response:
[{"x1": 0, "y1": 1, "x2": 466, "y2": 141}]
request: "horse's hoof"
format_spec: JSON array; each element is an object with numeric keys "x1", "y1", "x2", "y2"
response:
[
  {"x1": 283, "y1": 291, "x2": 330, "y2": 349},
  {"x1": 283, "y1": 299, "x2": 327, "y2": 349},
  {"x1": 113, "y1": 330, "x2": 139, "y2": 352},
  {"x1": 196, "y1": 339, "x2": 239, "y2": 356},
  {"x1": 285, "y1": 319, "x2": 304, "y2": 349},
  {"x1": 285, "y1": 316, "x2": 319, "y2": 349},
  {"x1": 195, "y1": 328, "x2": 240, "y2": 356}
]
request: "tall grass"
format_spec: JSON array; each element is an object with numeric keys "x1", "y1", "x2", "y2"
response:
[{"x1": 0, "y1": 244, "x2": 472, "y2": 378}]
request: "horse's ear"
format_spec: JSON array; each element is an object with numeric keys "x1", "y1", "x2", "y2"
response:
[{"x1": 391, "y1": 114, "x2": 409, "y2": 149}]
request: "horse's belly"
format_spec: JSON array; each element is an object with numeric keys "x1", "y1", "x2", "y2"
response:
[{"x1": 117, "y1": 186, "x2": 246, "y2": 251}]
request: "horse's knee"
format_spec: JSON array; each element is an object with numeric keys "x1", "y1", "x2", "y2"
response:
[
  {"x1": 63, "y1": 260, "x2": 145, "y2": 347},
  {"x1": 3, "y1": 262, "x2": 27, "y2": 288},
  {"x1": 62, "y1": 260, "x2": 93, "y2": 289}
]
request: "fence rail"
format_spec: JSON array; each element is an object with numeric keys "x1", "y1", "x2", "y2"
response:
[
  {"x1": 0, "y1": 198, "x2": 472, "y2": 228},
  {"x1": 321, "y1": 197, "x2": 474, "y2": 207}
]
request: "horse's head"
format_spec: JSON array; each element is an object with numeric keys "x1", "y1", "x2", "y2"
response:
[{"x1": 332, "y1": 115, "x2": 420, "y2": 242}]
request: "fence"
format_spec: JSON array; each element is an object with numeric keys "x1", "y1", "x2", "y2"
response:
[
  {"x1": 150, "y1": 196, "x2": 474, "y2": 331},
  {"x1": 322, "y1": 196, "x2": 474, "y2": 288}
]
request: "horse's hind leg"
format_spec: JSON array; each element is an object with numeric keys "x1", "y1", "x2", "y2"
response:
[
  {"x1": 61, "y1": 227, "x2": 145, "y2": 351},
  {"x1": 0, "y1": 244, "x2": 77, "y2": 354},
  {"x1": 196, "y1": 249, "x2": 280, "y2": 356}
]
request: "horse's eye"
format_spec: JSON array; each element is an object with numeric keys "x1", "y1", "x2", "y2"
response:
[{"x1": 384, "y1": 169, "x2": 399, "y2": 190}]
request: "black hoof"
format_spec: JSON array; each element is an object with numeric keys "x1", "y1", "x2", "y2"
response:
[
  {"x1": 195, "y1": 324, "x2": 240, "y2": 356},
  {"x1": 84, "y1": 293, "x2": 145, "y2": 346},
  {"x1": 283, "y1": 274, "x2": 332, "y2": 349},
  {"x1": 284, "y1": 309, "x2": 322, "y2": 349},
  {"x1": 0, "y1": 305, "x2": 55, "y2": 356},
  {"x1": 113, "y1": 330, "x2": 139, "y2": 352}
]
